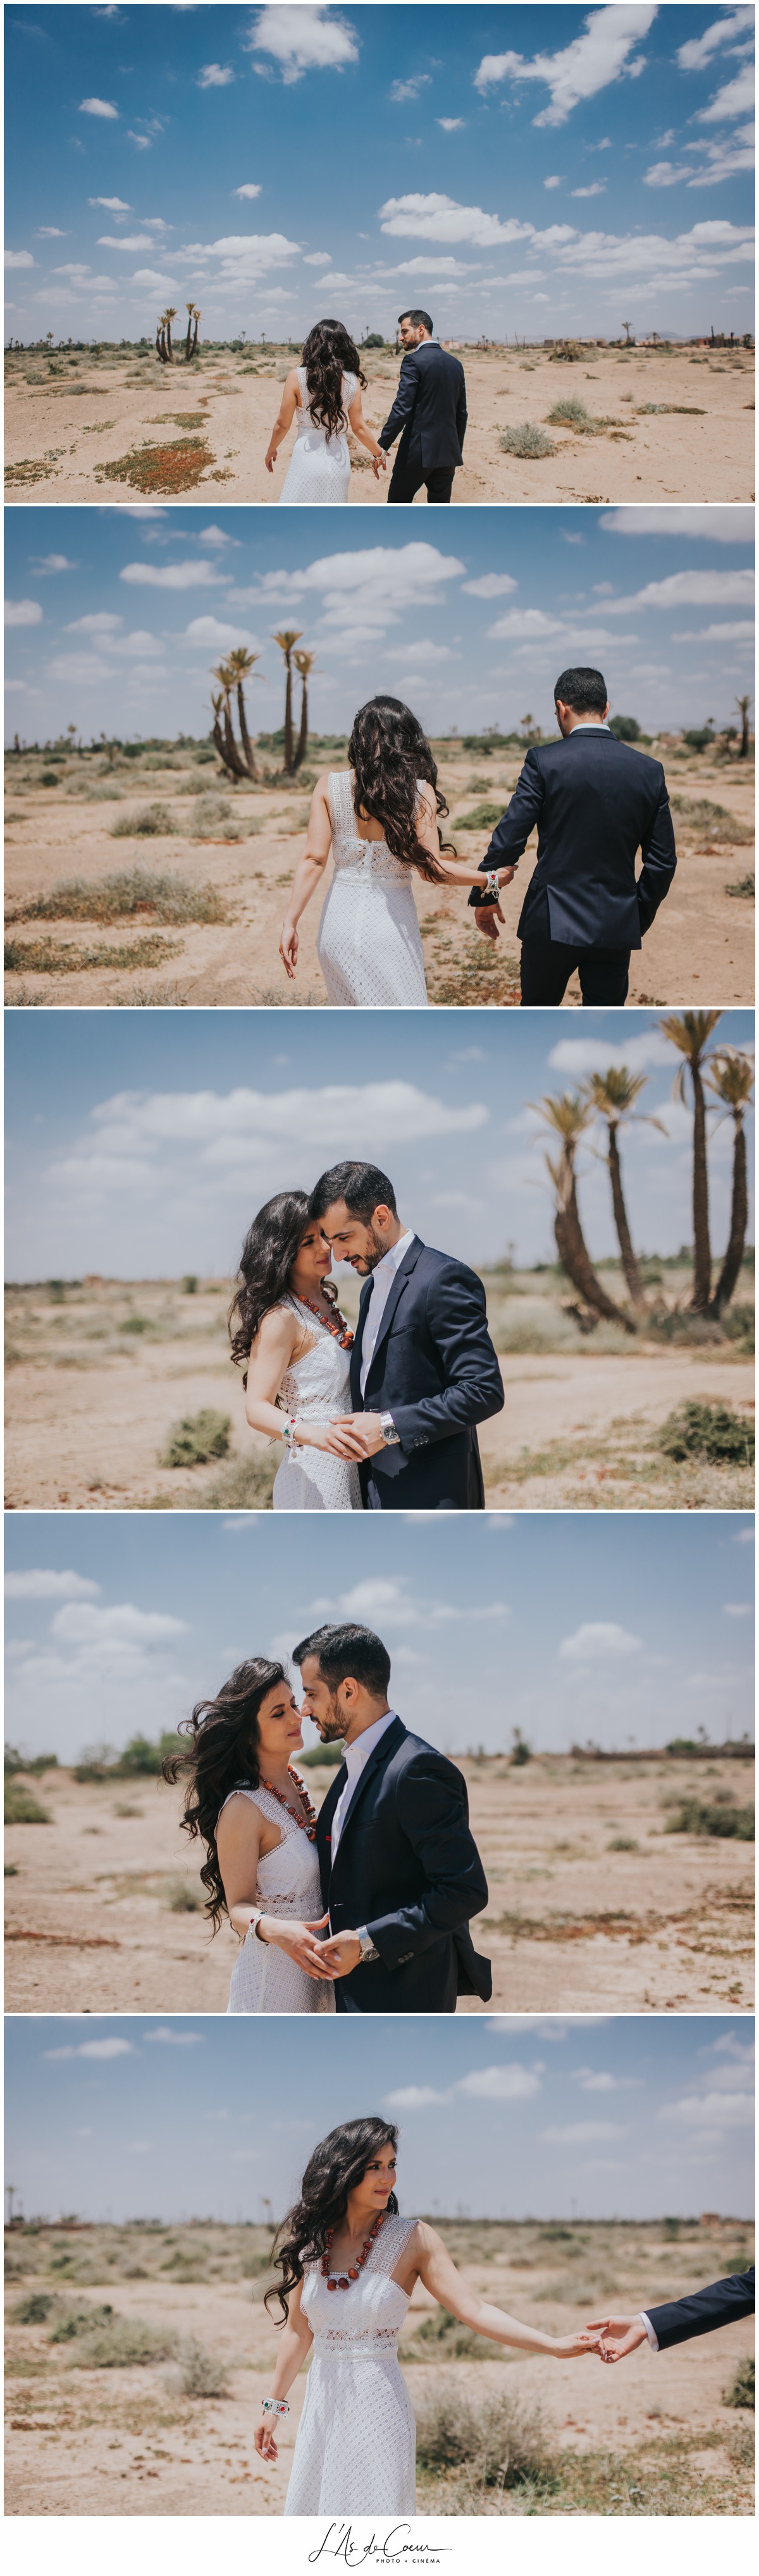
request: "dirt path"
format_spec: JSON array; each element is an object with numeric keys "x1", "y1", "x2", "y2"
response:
[
  {"x1": 4, "y1": 749, "x2": 754, "y2": 1010},
  {"x1": 5, "y1": 345, "x2": 754, "y2": 504},
  {"x1": 5, "y1": 1756, "x2": 753, "y2": 2017}
]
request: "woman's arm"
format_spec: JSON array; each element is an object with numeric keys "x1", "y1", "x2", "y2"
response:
[
  {"x1": 347, "y1": 387, "x2": 386, "y2": 478},
  {"x1": 255, "y1": 2278, "x2": 313, "y2": 2461},
  {"x1": 265, "y1": 369, "x2": 299, "y2": 473},
  {"x1": 414, "y1": 786, "x2": 515, "y2": 893},
  {"x1": 415, "y1": 2224, "x2": 602, "y2": 2359},
  {"x1": 280, "y1": 776, "x2": 333, "y2": 978},
  {"x1": 244, "y1": 1305, "x2": 361, "y2": 1461},
  {"x1": 216, "y1": 1797, "x2": 333, "y2": 1983}
]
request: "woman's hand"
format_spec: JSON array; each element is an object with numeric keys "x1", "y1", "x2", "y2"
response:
[
  {"x1": 292, "y1": 1421, "x2": 361, "y2": 1460},
  {"x1": 254, "y1": 2424, "x2": 278, "y2": 2462},
  {"x1": 280, "y1": 920, "x2": 298, "y2": 977},
  {"x1": 262, "y1": 1912, "x2": 335, "y2": 1982},
  {"x1": 264, "y1": 441, "x2": 278, "y2": 474},
  {"x1": 548, "y1": 2330, "x2": 605, "y2": 2360},
  {"x1": 371, "y1": 451, "x2": 387, "y2": 478}
]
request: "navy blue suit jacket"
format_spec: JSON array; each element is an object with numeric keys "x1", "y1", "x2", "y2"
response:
[
  {"x1": 647, "y1": 2266, "x2": 755, "y2": 2350},
  {"x1": 476, "y1": 728, "x2": 677, "y2": 951},
  {"x1": 315, "y1": 1716, "x2": 491, "y2": 2014},
  {"x1": 379, "y1": 340, "x2": 467, "y2": 471},
  {"x1": 349, "y1": 1234, "x2": 503, "y2": 1510}
]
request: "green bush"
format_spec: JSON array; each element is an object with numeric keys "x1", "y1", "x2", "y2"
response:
[
  {"x1": 665, "y1": 1798, "x2": 754, "y2": 1841},
  {"x1": 160, "y1": 1408, "x2": 232, "y2": 1468},
  {"x1": 407, "y1": 2310, "x2": 503, "y2": 2362},
  {"x1": 546, "y1": 398, "x2": 591, "y2": 429},
  {"x1": 655, "y1": 1401, "x2": 755, "y2": 1465},
  {"x1": 609, "y1": 716, "x2": 641, "y2": 742},
  {"x1": 500, "y1": 424, "x2": 555, "y2": 460},
  {"x1": 11, "y1": 2292, "x2": 56, "y2": 2324},
  {"x1": 510, "y1": 1730, "x2": 532, "y2": 1767},
  {"x1": 51, "y1": 2304, "x2": 175, "y2": 2367},
  {"x1": 5, "y1": 1779, "x2": 51, "y2": 1824},
  {"x1": 724, "y1": 2357, "x2": 755, "y2": 2410},
  {"x1": 111, "y1": 803, "x2": 176, "y2": 838},
  {"x1": 454, "y1": 802, "x2": 505, "y2": 831},
  {"x1": 299, "y1": 1740, "x2": 345, "y2": 1769}
]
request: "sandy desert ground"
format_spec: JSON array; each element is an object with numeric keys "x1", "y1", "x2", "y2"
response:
[
  {"x1": 4, "y1": 744, "x2": 754, "y2": 1010},
  {"x1": 4, "y1": 2217, "x2": 754, "y2": 2516},
  {"x1": 4, "y1": 1751, "x2": 754, "y2": 2017},
  {"x1": 4, "y1": 1269, "x2": 754, "y2": 1514},
  {"x1": 4, "y1": 341, "x2": 755, "y2": 505}
]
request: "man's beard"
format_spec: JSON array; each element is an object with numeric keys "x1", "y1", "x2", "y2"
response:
[
  {"x1": 314, "y1": 1699, "x2": 345, "y2": 1744},
  {"x1": 354, "y1": 1223, "x2": 386, "y2": 1276}
]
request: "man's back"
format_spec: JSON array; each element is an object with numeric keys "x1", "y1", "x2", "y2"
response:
[
  {"x1": 381, "y1": 340, "x2": 467, "y2": 467},
  {"x1": 486, "y1": 729, "x2": 676, "y2": 950}
]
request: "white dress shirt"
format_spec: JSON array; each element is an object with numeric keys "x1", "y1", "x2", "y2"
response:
[
  {"x1": 639, "y1": 2312, "x2": 658, "y2": 2349},
  {"x1": 566, "y1": 719, "x2": 610, "y2": 732},
  {"x1": 359, "y1": 1230, "x2": 416, "y2": 1398},
  {"x1": 330, "y1": 1710, "x2": 398, "y2": 1864}
]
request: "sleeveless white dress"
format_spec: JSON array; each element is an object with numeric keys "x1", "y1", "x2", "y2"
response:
[
  {"x1": 278, "y1": 367, "x2": 357, "y2": 504},
  {"x1": 285, "y1": 2214, "x2": 417, "y2": 2516},
  {"x1": 318, "y1": 771, "x2": 429, "y2": 1008},
  {"x1": 222, "y1": 1786, "x2": 335, "y2": 2016},
  {"x1": 272, "y1": 1295, "x2": 362, "y2": 1513}
]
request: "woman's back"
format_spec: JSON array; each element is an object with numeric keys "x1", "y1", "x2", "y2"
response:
[{"x1": 295, "y1": 366, "x2": 357, "y2": 448}]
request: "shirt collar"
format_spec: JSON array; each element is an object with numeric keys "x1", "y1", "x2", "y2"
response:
[
  {"x1": 373, "y1": 1228, "x2": 415, "y2": 1282},
  {"x1": 343, "y1": 1711, "x2": 397, "y2": 1776},
  {"x1": 568, "y1": 720, "x2": 610, "y2": 733}
]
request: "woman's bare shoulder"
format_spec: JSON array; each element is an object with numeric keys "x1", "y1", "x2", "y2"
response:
[{"x1": 250, "y1": 1302, "x2": 299, "y2": 1355}]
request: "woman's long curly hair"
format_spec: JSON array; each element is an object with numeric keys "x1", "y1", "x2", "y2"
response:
[
  {"x1": 349, "y1": 694, "x2": 453, "y2": 884},
  {"x1": 161, "y1": 1656, "x2": 289, "y2": 1929},
  {"x1": 266, "y1": 2118, "x2": 400, "y2": 2321},
  {"x1": 301, "y1": 319, "x2": 367, "y2": 440},
  {"x1": 227, "y1": 1188, "x2": 338, "y2": 1386}
]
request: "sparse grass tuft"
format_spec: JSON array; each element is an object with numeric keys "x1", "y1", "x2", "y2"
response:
[
  {"x1": 500, "y1": 423, "x2": 555, "y2": 459},
  {"x1": 166, "y1": 1877, "x2": 204, "y2": 1912},
  {"x1": 414, "y1": 2379, "x2": 554, "y2": 2494},
  {"x1": 159, "y1": 1407, "x2": 231, "y2": 1469},
  {"x1": 8, "y1": 867, "x2": 229, "y2": 927},
  {"x1": 724, "y1": 2356, "x2": 755, "y2": 2409},
  {"x1": 726, "y1": 872, "x2": 755, "y2": 898},
  {"x1": 176, "y1": 2338, "x2": 231, "y2": 2398},
  {"x1": 111, "y1": 804, "x2": 176, "y2": 839},
  {"x1": 5, "y1": 933, "x2": 176, "y2": 975},
  {"x1": 655, "y1": 1400, "x2": 755, "y2": 1466},
  {"x1": 51, "y1": 2304, "x2": 176, "y2": 2367},
  {"x1": 198, "y1": 1448, "x2": 278, "y2": 1511}
]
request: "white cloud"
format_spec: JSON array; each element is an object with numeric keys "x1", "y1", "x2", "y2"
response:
[
  {"x1": 559, "y1": 1622, "x2": 643, "y2": 1663},
  {"x1": 544, "y1": 174, "x2": 563, "y2": 190},
  {"x1": 462, "y1": 575, "x2": 519, "y2": 599},
  {"x1": 4, "y1": 250, "x2": 34, "y2": 270},
  {"x1": 678, "y1": 10, "x2": 754, "y2": 74},
  {"x1": 97, "y1": 233, "x2": 160, "y2": 252},
  {"x1": 379, "y1": 193, "x2": 531, "y2": 248},
  {"x1": 65, "y1": 611, "x2": 123, "y2": 635},
  {"x1": 144, "y1": 2025, "x2": 204, "y2": 2046},
  {"x1": 247, "y1": 7, "x2": 359, "y2": 85},
  {"x1": 129, "y1": 269, "x2": 180, "y2": 293},
  {"x1": 263, "y1": 541, "x2": 464, "y2": 640},
  {"x1": 698, "y1": 64, "x2": 755, "y2": 125},
  {"x1": 541, "y1": 2121, "x2": 626, "y2": 2144},
  {"x1": 80, "y1": 97, "x2": 119, "y2": 118},
  {"x1": 723, "y1": 1601, "x2": 753, "y2": 1616},
  {"x1": 457, "y1": 2065, "x2": 541, "y2": 2101},
  {"x1": 385, "y1": 2085, "x2": 448, "y2": 2109},
  {"x1": 606, "y1": 570, "x2": 754, "y2": 613},
  {"x1": 5, "y1": 1568, "x2": 100, "y2": 1601},
  {"x1": 438, "y1": 119, "x2": 464, "y2": 133},
  {"x1": 182, "y1": 616, "x2": 260, "y2": 649},
  {"x1": 672, "y1": 621, "x2": 755, "y2": 642},
  {"x1": 572, "y1": 181, "x2": 607, "y2": 198},
  {"x1": 233, "y1": 184, "x2": 262, "y2": 200},
  {"x1": 602, "y1": 507, "x2": 755, "y2": 542},
  {"x1": 89, "y1": 195, "x2": 132, "y2": 211},
  {"x1": 4, "y1": 599, "x2": 42, "y2": 626},
  {"x1": 119, "y1": 559, "x2": 226, "y2": 590},
  {"x1": 50, "y1": 1602, "x2": 187, "y2": 1646},
  {"x1": 660, "y1": 2091, "x2": 753, "y2": 2129},
  {"x1": 548, "y1": 1031, "x2": 672, "y2": 1077},
  {"x1": 177, "y1": 231, "x2": 300, "y2": 281},
  {"x1": 487, "y1": 609, "x2": 565, "y2": 642},
  {"x1": 46, "y1": 1080, "x2": 490, "y2": 1199},
  {"x1": 391, "y1": 76, "x2": 431, "y2": 104},
  {"x1": 32, "y1": 556, "x2": 76, "y2": 573},
  {"x1": 45, "y1": 2037, "x2": 135, "y2": 2060},
  {"x1": 197, "y1": 64, "x2": 235, "y2": 89},
  {"x1": 474, "y1": 8, "x2": 656, "y2": 127},
  {"x1": 304, "y1": 250, "x2": 331, "y2": 264},
  {"x1": 35, "y1": 227, "x2": 67, "y2": 238},
  {"x1": 644, "y1": 161, "x2": 692, "y2": 188}
]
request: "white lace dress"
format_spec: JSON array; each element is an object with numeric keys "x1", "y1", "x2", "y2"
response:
[
  {"x1": 272, "y1": 1295, "x2": 362, "y2": 1513},
  {"x1": 285, "y1": 2214, "x2": 417, "y2": 2516},
  {"x1": 317, "y1": 771, "x2": 429, "y2": 1008},
  {"x1": 278, "y1": 368, "x2": 357, "y2": 504},
  {"x1": 222, "y1": 1787, "x2": 335, "y2": 2016}
]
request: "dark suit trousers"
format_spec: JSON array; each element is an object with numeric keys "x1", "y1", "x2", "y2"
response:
[
  {"x1": 521, "y1": 934, "x2": 631, "y2": 1006},
  {"x1": 387, "y1": 453, "x2": 455, "y2": 505}
]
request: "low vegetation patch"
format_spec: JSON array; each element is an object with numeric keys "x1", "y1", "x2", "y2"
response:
[
  {"x1": 500, "y1": 423, "x2": 555, "y2": 459},
  {"x1": 454, "y1": 802, "x2": 505, "y2": 831},
  {"x1": 655, "y1": 1401, "x2": 755, "y2": 1466},
  {"x1": 545, "y1": 399, "x2": 617, "y2": 434},
  {"x1": 176, "y1": 2338, "x2": 231, "y2": 2398},
  {"x1": 49, "y1": 2302, "x2": 176, "y2": 2367},
  {"x1": 159, "y1": 1407, "x2": 232, "y2": 1468},
  {"x1": 414, "y1": 2381, "x2": 554, "y2": 2494},
  {"x1": 111, "y1": 803, "x2": 176, "y2": 839},
  {"x1": 8, "y1": 867, "x2": 229, "y2": 927},
  {"x1": 95, "y1": 436, "x2": 215, "y2": 495},
  {"x1": 665, "y1": 1797, "x2": 755, "y2": 1841},
  {"x1": 5, "y1": 933, "x2": 176, "y2": 975},
  {"x1": 5, "y1": 1779, "x2": 52, "y2": 1824},
  {"x1": 724, "y1": 2357, "x2": 755, "y2": 2409},
  {"x1": 670, "y1": 797, "x2": 753, "y2": 846},
  {"x1": 726, "y1": 872, "x2": 755, "y2": 898}
]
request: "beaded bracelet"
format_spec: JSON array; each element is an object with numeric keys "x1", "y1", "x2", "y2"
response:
[
  {"x1": 480, "y1": 869, "x2": 500, "y2": 898},
  {"x1": 262, "y1": 2397, "x2": 290, "y2": 2416}
]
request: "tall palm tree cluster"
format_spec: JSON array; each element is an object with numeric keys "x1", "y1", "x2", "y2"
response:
[
  {"x1": 156, "y1": 302, "x2": 201, "y2": 363},
  {"x1": 533, "y1": 1012, "x2": 753, "y2": 1333},
  {"x1": 210, "y1": 632, "x2": 316, "y2": 783}
]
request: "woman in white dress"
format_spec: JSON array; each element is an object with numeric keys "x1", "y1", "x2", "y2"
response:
[
  {"x1": 265, "y1": 320, "x2": 386, "y2": 503},
  {"x1": 280, "y1": 695, "x2": 515, "y2": 1006},
  {"x1": 254, "y1": 2118, "x2": 603, "y2": 2515},
  {"x1": 228, "y1": 1188, "x2": 362, "y2": 1511},
  {"x1": 162, "y1": 1655, "x2": 335, "y2": 2015}
]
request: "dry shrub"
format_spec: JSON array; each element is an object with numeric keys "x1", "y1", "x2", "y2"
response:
[
  {"x1": 9, "y1": 868, "x2": 228, "y2": 927},
  {"x1": 177, "y1": 2338, "x2": 230, "y2": 2398},
  {"x1": 159, "y1": 1408, "x2": 231, "y2": 1468},
  {"x1": 500, "y1": 424, "x2": 555, "y2": 459},
  {"x1": 414, "y1": 2378, "x2": 555, "y2": 2501}
]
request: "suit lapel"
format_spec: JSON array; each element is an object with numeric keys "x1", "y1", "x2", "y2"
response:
[
  {"x1": 315, "y1": 1764, "x2": 347, "y2": 1878},
  {"x1": 350, "y1": 1279, "x2": 373, "y2": 1407},
  {"x1": 362, "y1": 1237, "x2": 422, "y2": 1394},
  {"x1": 330, "y1": 1719, "x2": 405, "y2": 1879}
]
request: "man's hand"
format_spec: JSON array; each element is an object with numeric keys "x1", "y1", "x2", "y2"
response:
[
  {"x1": 319, "y1": 1931, "x2": 362, "y2": 1977},
  {"x1": 473, "y1": 901, "x2": 505, "y2": 942},
  {"x1": 330, "y1": 1412, "x2": 387, "y2": 1460},
  {"x1": 585, "y1": 2314, "x2": 648, "y2": 2363}
]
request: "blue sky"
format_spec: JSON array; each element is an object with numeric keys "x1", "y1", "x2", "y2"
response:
[
  {"x1": 4, "y1": 2014, "x2": 754, "y2": 2224},
  {"x1": 4, "y1": 1509, "x2": 754, "y2": 1762},
  {"x1": 4, "y1": 501, "x2": 755, "y2": 746},
  {"x1": 5, "y1": 1006, "x2": 755, "y2": 1279},
  {"x1": 4, "y1": 6, "x2": 755, "y2": 342}
]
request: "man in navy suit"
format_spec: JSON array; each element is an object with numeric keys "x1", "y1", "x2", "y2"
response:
[
  {"x1": 470, "y1": 665, "x2": 677, "y2": 1005},
  {"x1": 378, "y1": 309, "x2": 467, "y2": 505},
  {"x1": 588, "y1": 2266, "x2": 755, "y2": 2359},
  {"x1": 293, "y1": 1620, "x2": 491, "y2": 2015},
  {"x1": 308, "y1": 1159, "x2": 504, "y2": 1510}
]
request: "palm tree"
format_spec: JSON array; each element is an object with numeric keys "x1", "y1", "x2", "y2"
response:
[
  {"x1": 272, "y1": 629, "x2": 304, "y2": 776},
  {"x1": 735, "y1": 693, "x2": 753, "y2": 759},
  {"x1": 226, "y1": 645, "x2": 264, "y2": 780},
  {"x1": 659, "y1": 1011, "x2": 723, "y2": 1312},
  {"x1": 164, "y1": 306, "x2": 177, "y2": 361},
  {"x1": 531, "y1": 1093, "x2": 636, "y2": 1331},
  {"x1": 293, "y1": 649, "x2": 316, "y2": 770},
  {"x1": 211, "y1": 661, "x2": 248, "y2": 781},
  {"x1": 705, "y1": 1049, "x2": 755, "y2": 1315},
  {"x1": 584, "y1": 1068, "x2": 665, "y2": 1314},
  {"x1": 156, "y1": 312, "x2": 168, "y2": 364},
  {"x1": 184, "y1": 302, "x2": 195, "y2": 362}
]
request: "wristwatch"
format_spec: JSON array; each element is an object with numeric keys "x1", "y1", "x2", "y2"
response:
[
  {"x1": 356, "y1": 1925, "x2": 380, "y2": 1963},
  {"x1": 379, "y1": 1410, "x2": 400, "y2": 1446}
]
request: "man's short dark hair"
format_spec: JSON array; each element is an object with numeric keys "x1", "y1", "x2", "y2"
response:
[
  {"x1": 293, "y1": 1622, "x2": 392, "y2": 1700},
  {"x1": 554, "y1": 666, "x2": 607, "y2": 716},
  {"x1": 398, "y1": 308, "x2": 433, "y2": 334},
  {"x1": 309, "y1": 1161, "x2": 398, "y2": 1223}
]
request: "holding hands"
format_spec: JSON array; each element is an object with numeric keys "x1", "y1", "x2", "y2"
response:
[{"x1": 584, "y1": 2314, "x2": 648, "y2": 2362}]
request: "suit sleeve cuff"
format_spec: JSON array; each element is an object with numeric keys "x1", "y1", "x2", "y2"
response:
[{"x1": 639, "y1": 2312, "x2": 658, "y2": 2351}]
